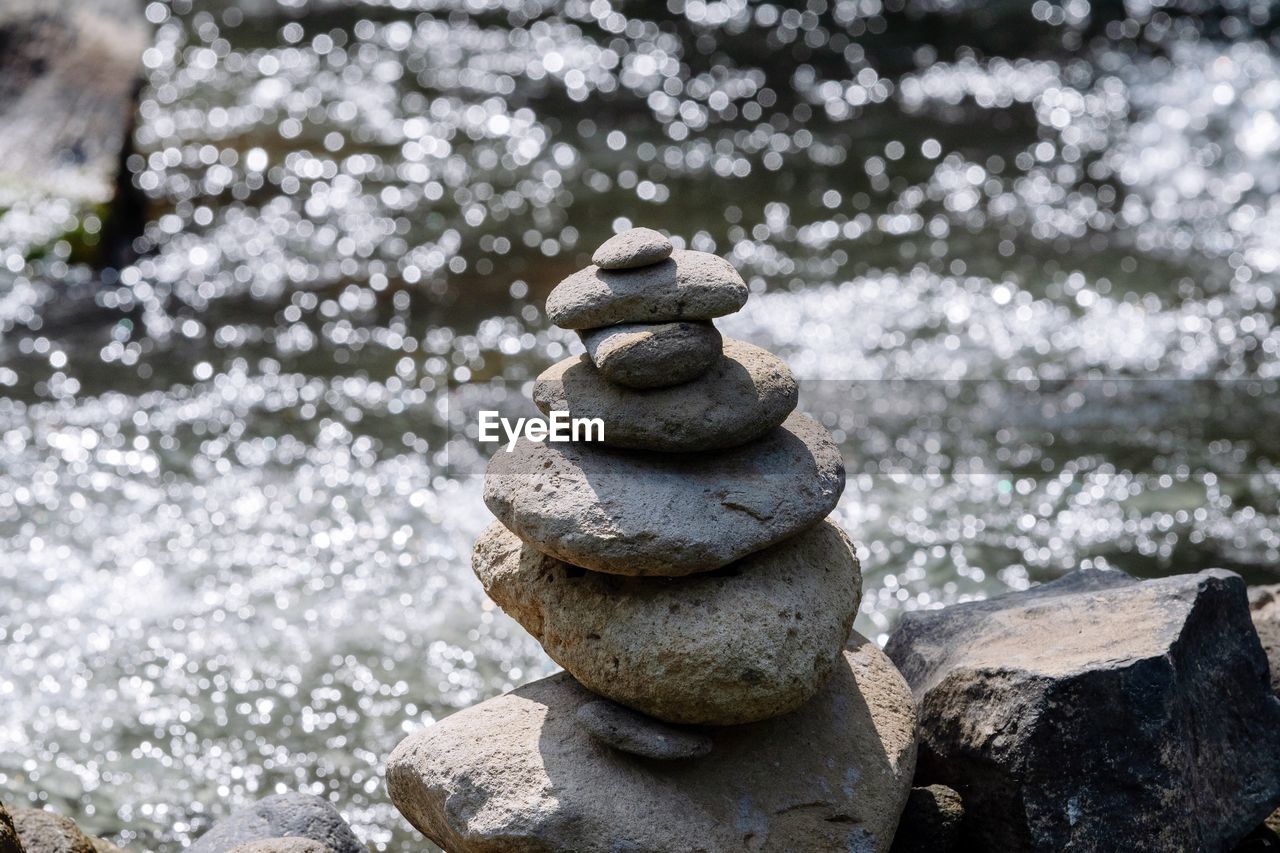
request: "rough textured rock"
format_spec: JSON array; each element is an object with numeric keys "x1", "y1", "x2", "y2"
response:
[
  {"x1": 575, "y1": 700, "x2": 714, "y2": 760},
  {"x1": 1235, "y1": 808, "x2": 1280, "y2": 852},
  {"x1": 591, "y1": 227, "x2": 672, "y2": 270},
  {"x1": 0, "y1": 0, "x2": 147, "y2": 202},
  {"x1": 580, "y1": 321, "x2": 722, "y2": 389},
  {"x1": 886, "y1": 568, "x2": 1280, "y2": 853},
  {"x1": 474, "y1": 518, "x2": 861, "y2": 724},
  {"x1": 387, "y1": 634, "x2": 917, "y2": 853},
  {"x1": 889, "y1": 785, "x2": 964, "y2": 853},
  {"x1": 534, "y1": 338, "x2": 796, "y2": 451},
  {"x1": 88, "y1": 840, "x2": 123, "y2": 853},
  {"x1": 188, "y1": 794, "x2": 363, "y2": 853},
  {"x1": 1251, "y1": 584, "x2": 1280, "y2": 696},
  {"x1": 228, "y1": 841, "x2": 331, "y2": 853},
  {"x1": 9, "y1": 810, "x2": 94, "y2": 853},
  {"x1": 546, "y1": 249, "x2": 748, "y2": 329},
  {"x1": 1, "y1": 803, "x2": 24, "y2": 853},
  {"x1": 484, "y1": 411, "x2": 845, "y2": 576}
]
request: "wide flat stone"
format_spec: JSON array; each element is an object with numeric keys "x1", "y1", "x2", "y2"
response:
[
  {"x1": 473, "y1": 518, "x2": 861, "y2": 724},
  {"x1": 387, "y1": 634, "x2": 917, "y2": 853},
  {"x1": 591, "y1": 227, "x2": 673, "y2": 270},
  {"x1": 188, "y1": 794, "x2": 364, "y2": 853},
  {"x1": 546, "y1": 249, "x2": 748, "y2": 329},
  {"x1": 886, "y1": 569, "x2": 1280, "y2": 852},
  {"x1": 228, "y1": 841, "x2": 332, "y2": 853},
  {"x1": 534, "y1": 338, "x2": 796, "y2": 451},
  {"x1": 580, "y1": 321, "x2": 721, "y2": 389},
  {"x1": 483, "y1": 411, "x2": 846, "y2": 576},
  {"x1": 575, "y1": 700, "x2": 714, "y2": 760}
]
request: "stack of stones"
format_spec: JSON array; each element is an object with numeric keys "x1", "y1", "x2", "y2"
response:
[{"x1": 387, "y1": 228, "x2": 918, "y2": 852}]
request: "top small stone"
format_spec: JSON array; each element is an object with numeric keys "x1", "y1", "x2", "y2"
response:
[{"x1": 591, "y1": 227, "x2": 672, "y2": 270}]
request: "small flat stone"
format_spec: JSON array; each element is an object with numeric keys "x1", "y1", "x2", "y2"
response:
[
  {"x1": 534, "y1": 337, "x2": 796, "y2": 451},
  {"x1": 474, "y1": 518, "x2": 861, "y2": 724},
  {"x1": 546, "y1": 249, "x2": 748, "y2": 329},
  {"x1": 387, "y1": 634, "x2": 917, "y2": 853},
  {"x1": 576, "y1": 700, "x2": 714, "y2": 760},
  {"x1": 483, "y1": 411, "x2": 845, "y2": 576},
  {"x1": 580, "y1": 321, "x2": 721, "y2": 389},
  {"x1": 591, "y1": 227, "x2": 672, "y2": 270}
]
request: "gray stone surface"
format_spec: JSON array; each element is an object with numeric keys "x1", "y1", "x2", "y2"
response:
[
  {"x1": 575, "y1": 700, "x2": 714, "y2": 760},
  {"x1": 188, "y1": 794, "x2": 364, "y2": 853},
  {"x1": 228, "y1": 840, "x2": 331, "y2": 853},
  {"x1": 483, "y1": 411, "x2": 845, "y2": 576},
  {"x1": 473, "y1": 518, "x2": 861, "y2": 724},
  {"x1": 534, "y1": 338, "x2": 796, "y2": 451},
  {"x1": 580, "y1": 321, "x2": 721, "y2": 389},
  {"x1": 546, "y1": 249, "x2": 748, "y2": 329},
  {"x1": 590, "y1": 227, "x2": 672, "y2": 270},
  {"x1": 0, "y1": 0, "x2": 147, "y2": 202},
  {"x1": 886, "y1": 568, "x2": 1280, "y2": 853},
  {"x1": 9, "y1": 810, "x2": 93, "y2": 853},
  {"x1": 387, "y1": 634, "x2": 917, "y2": 853},
  {"x1": 889, "y1": 785, "x2": 964, "y2": 853},
  {"x1": 1251, "y1": 584, "x2": 1280, "y2": 696}
]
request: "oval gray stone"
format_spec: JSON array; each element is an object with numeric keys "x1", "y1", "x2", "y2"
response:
[
  {"x1": 534, "y1": 338, "x2": 796, "y2": 451},
  {"x1": 575, "y1": 700, "x2": 714, "y2": 760},
  {"x1": 483, "y1": 411, "x2": 846, "y2": 576},
  {"x1": 188, "y1": 794, "x2": 365, "y2": 853},
  {"x1": 386, "y1": 634, "x2": 917, "y2": 853},
  {"x1": 546, "y1": 249, "x2": 748, "y2": 329},
  {"x1": 474, "y1": 518, "x2": 862, "y2": 724},
  {"x1": 580, "y1": 321, "x2": 722, "y2": 389},
  {"x1": 591, "y1": 227, "x2": 673, "y2": 270}
]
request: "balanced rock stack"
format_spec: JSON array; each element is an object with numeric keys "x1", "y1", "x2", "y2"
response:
[{"x1": 387, "y1": 228, "x2": 918, "y2": 852}]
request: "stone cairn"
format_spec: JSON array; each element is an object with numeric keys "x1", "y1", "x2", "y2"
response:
[{"x1": 386, "y1": 228, "x2": 918, "y2": 852}]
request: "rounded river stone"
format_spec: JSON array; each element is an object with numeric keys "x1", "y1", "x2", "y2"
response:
[
  {"x1": 580, "y1": 321, "x2": 722, "y2": 389},
  {"x1": 534, "y1": 338, "x2": 796, "y2": 451},
  {"x1": 591, "y1": 227, "x2": 672, "y2": 270},
  {"x1": 474, "y1": 518, "x2": 862, "y2": 724},
  {"x1": 386, "y1": 634, "x2": 917, "y2": 853},
  {"x1": 546, "y1": 249, "x2": 748, "y2": 329},
  {"x1": 575, "y1": 700, "x2": 714, "y2": 760},
  {"x1": 483, "y1": 411, "x2": 846, "y2": 576}
]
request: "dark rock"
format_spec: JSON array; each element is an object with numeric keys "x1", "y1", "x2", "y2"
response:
[
  {"x1": 889, "y1": 785, "x2": 964, "y2": 853},
  {"x1": 575, "y1": 700, "x2": 714, "y2": 760},
  {"x1": 1234, "y1": 807, "x2": 1280, "y2": 852},
  {"x1": 0, "y1": 803, "x2": 24, "y2": 853},
  {"x1": 189, "y1": 794, "x2": 364, "y2": 853},
  {"x1": 886, "y1": 569, "x2": 1280, "y2": 853},
  {"x1": 1250, "y1": 584, "x2": 1280, "y2": 696}
]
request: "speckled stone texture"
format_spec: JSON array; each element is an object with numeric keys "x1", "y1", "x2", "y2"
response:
[
  {"x1": 188, "y1": 794, "x2": 364, "y2": 853},
  {"x1": 580, "y1": 321, "x2": 721, "y2": 389},
  {"x1": 483, "y1": 411, "x2": 845, "y2": 576},
  {"x1": 533, "y1": 338, "x2": 796, "y2": 451},
  {"x1": 887, "y1": 569, "x2": 1280, "y2": 853},
  {"x1": 386, "y1": 634, "x2": 916, "y2": 853},
  {"x1": 9, "y1": 810, "x2": 94, "y2": 853},
  {"x1": 545, "y1": 249, "x2": 748, "y2": 329},
  {"x1": 473, "y1": 518, "x2": 861, "y2": 724},
  {"x1": 590, "y1": 227, "x2": 672, "y2": 270},
  {"x1": 575, "y1": 700, "x2": 714, "y2": 760}
]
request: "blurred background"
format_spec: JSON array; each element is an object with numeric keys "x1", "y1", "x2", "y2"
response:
[{"x1": 1, "y1": 0, "x2": 1278, "y2": 849}]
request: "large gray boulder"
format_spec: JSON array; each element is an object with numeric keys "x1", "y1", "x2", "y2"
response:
[
  {"x1": 886, "y1": 569, "x2": 1280, "y2": 853},
  {"x1": 473, "y1": 518, "x2": 861, "y2": 724},
  {"x1": 534, "y1": 338, "x2": 797, "y2": 451},
  {"x1": 579, "y1": 321, "x2": 722, "y2": 389},
  {"x1": 546, "y1": 249, "x2": 748, "y2": 329},
  {"x1": 1250, "y1": 584, "x2": 1280, "y2": 696},
  {"x1": 484, "y1": 411, "x2": 845, "y2": 576},
  {"x1": 387, "y1": 634, "x2": 917, "y2": 853},
  {"x1": 188, "y1": 794, "x2": 363, "y2": 853}
]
